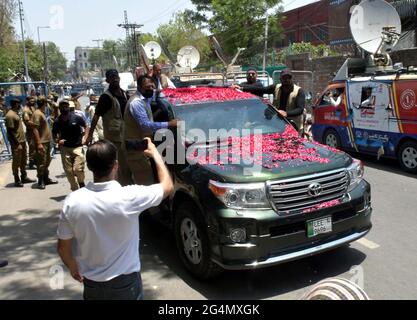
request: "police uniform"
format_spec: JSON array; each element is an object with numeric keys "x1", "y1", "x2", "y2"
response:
[
  {"x1": 5, "y1": 109, "x2": 35, "y2": 186},
  {"x1": 22, "y1": 104, "x2": 36, "y2": 168},
  {"x1": 32, "y1": 108, "x2": 54, "y2": 188}
]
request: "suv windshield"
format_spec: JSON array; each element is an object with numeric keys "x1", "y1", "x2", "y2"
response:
[{"x1": 174, "y1": 99, "x2": 288, "y2": 138}]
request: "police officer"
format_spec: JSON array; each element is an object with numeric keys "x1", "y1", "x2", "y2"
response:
[
  {"x1": 86, "y1": 69, "x2": 133, "y2": 186},
  {"x1": 235, "y1": 70, "x2": 306, "y2": 134},
  {"x1": 32, "y1": 97, "x2": 58, "y2": 189},
  {"x1": 5, "y1": 99, "x2": 36, "y2": 187},
  {"x1": 22, "y1": 96, "x2": 37, "y2": 169}
]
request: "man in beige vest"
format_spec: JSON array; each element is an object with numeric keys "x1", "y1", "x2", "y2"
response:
[
  {"x1": 236, "y1": 69, "x2": 306, "y2": 134},
  {"x1": 86, "y1": 69, "x2": 133, "y2": 186},
  {"x1": 124, "y1": 75, "x2": 178, "y2": 186}
]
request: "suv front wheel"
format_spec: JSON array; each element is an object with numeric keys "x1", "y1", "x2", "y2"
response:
[{"x1": 174, "y1": 201, "x2": 223, "y2": 280}]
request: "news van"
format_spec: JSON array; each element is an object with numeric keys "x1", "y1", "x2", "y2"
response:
[
  {"x1": 313, "y1": 67, "x2": 417, "y2": 173},
  {"x1": 312, "y1": 0, "x2": 417, "y2": 173}
]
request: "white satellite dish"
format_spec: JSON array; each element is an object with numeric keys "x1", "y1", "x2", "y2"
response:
[
  {"x1": 177, "y1": 46, "x2": 200, "y2": 70},
  {"x1": 350, "y1": 0, "x2": 401, "y2": 54},
  {"x1": 144, "y1": 41, "x2": 162, "y2": 60}
]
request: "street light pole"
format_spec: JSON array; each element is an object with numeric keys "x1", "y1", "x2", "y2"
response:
[
  {"x1": 18, "y1": 0, "x2": 29, "y2": 81},
  {"x1": 263, "y1": 13, "x2": 269, "y2": 72},
  {"x1": 37, "y1": 26, "x2": 50, "y2": 45}
]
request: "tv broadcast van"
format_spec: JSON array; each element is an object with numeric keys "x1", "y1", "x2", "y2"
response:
[
  {"x1": 313, "y1": 69, "x2": 417, "y2": 173},
  {"x1": 312, "y1": 0, "x2": 417, "y2": 173}
]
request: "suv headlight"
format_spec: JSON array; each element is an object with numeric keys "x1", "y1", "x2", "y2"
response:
[
  {"x1": 208, "y1": 180, "x2": 271, "y2": 210},
  {"x1": 347, "y1": 159, "x2": 364, "y2": 192}
]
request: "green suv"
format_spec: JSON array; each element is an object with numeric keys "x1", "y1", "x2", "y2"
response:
[{"x1": 153, "y1": 87, "x2": 372, "y2": 279}]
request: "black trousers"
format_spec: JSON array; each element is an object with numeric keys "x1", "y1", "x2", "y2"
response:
[{"x1": 83, "y1": 272, "x2": 143, "y2": 300}]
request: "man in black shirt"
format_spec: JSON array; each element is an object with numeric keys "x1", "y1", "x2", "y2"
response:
[
  {"x1": 240, "y1": 68, "x2": 264, "y2": 97},
  {"x1": 235, "y1": 69, "x2": 306, "y2": 134},
  {"x1": 53, "y1": 100, "x2": 89, "y2": 191}
]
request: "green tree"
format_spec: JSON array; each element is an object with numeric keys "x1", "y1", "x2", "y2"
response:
[
  {"x1": 185, "y1": 0, "x2": 283, "y2": 63},
  {"x1": 0, "y1": 0, "x2": 16, "y2": 47},
  {"x1": 277, "y1": 42, "x2": 338, "y2": 63},
  {"x1": 44, "y1": 42, "x2": 67, "y2": 81}
]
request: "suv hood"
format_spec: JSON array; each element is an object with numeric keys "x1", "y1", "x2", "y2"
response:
[{"x1": 188, "y1": 127, "x2": 352, "y2": 183}]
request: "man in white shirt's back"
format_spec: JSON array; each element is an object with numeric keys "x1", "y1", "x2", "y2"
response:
[{"x1": 57, "y1": 139, "x2": 173, "y2": 300}]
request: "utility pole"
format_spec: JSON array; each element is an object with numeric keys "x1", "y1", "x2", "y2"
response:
[
  {"x1": 118, "y1": 11, "x2": 143, "y2": 71},
  {"x1": 18, "y1": 0, "x2": 29, "y2": 81},
  {"x1": 263, "y1": 13, "x2": 269, "y2": 72},
  {"x1": 93, "y1": 39, "x2": 104, "y2": 76}
]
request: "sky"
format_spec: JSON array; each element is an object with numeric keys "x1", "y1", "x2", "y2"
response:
[{"x1": 13, "y1": 0, "x2": 316, "y2": 62}]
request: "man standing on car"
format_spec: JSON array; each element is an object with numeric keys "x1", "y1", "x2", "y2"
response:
[
  {"x1": 5, "y1": 99, "x2": 36, "y2": 187},
  {"x1": 240, "y1": 67, "x2": 264, "y2": 97},
  {"x1": 235, "y1": 70, "x2": 306, "y2": 134},
  {"x1": 86, "y1": 69, "x2": 132, "y2": 186},
  {"x1": 57, "y1": 139, "x2": 174, "y2": 300},
  {"x1": 53, "y1": 99, "x2": 89, "y2": 192},
  {"x1": 152, "y1": 63, "x2": 176, "y2": 90},
  {"x1": 124, "y1": 75, "x2": 178, "y2": 185}
]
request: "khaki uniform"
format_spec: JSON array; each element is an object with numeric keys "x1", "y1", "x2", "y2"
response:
[
  {"x1": 22, "y1": 105, "x2": 36, "y2": 163},
  {"x1": 101, "y1": 90, "x2": 132, "y2": 186},
  {"x1": 32, "y1": 109, "x2": 52, "y2": 178},
  {"x1": 60, "y1": 146, "x2": 85, "y2": 191},
  {"x1": 5, "y1": 110, "x2": 27, "y2": 176},
  {"x1": 273, "y1": 84, "x2": 304, "y2": 134},
  {"x1": 124, "y1": 94, "x2": 154, "y2": 186}
]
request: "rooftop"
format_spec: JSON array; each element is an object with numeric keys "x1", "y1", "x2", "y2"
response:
[{"x1": 162, "y1": 87, "x2": 256, "y2": 105}]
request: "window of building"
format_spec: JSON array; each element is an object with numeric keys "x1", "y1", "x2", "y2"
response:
[
  {"x1": 303, "y1": 30, "x2": 313, "y2": 43},
  {"x1": 318, "y1": 26, "x2": 328, "y2": 41},
  {"x1": 79, "y1": 54, "x2": 82, "y2": 58},
  {"x1": 84, "y1": 52, "x2": 87, "y2": 58},
  {"x1": 85, "y1": 63, "x2": 88, "y2": 68},
  {"x1": 79, "y1": 63, "x2": 83, "y2": 69},
  {"x1": 287, "y1": 32, "x2": 296, "y2": 46}
]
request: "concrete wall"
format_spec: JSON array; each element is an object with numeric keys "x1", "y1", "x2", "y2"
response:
[{"x1": 391, "y1": 47, "x2": 417, "y2": 68}]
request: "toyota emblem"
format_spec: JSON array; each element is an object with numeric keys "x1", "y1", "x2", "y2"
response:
[{"x1": 308, "y1": 183, "x2": 323, "y2": 197}]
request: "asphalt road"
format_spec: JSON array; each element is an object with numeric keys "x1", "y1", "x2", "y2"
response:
[{"x1": 0, "y1": 151, "x2": 416, "y2": 300}]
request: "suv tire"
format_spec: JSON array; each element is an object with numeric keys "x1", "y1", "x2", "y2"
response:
[
  {"x1": 398, "y1": 141, "x2": 417, "y2": 174},
  {"x1": 323, "y1": 128, "x2": 342, "y2": 150},
  {"x1": 174, "y1": 201, "x2": 223, "y2": 280}
]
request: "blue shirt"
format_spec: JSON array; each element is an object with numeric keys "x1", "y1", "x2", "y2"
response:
[{"x1": 128, "y1": 92, "x2": 168, "y2": 132}]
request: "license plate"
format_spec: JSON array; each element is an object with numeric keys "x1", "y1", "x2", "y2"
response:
[{"x1": 307, "y1": 216, "x2": 332, "y2": 238}]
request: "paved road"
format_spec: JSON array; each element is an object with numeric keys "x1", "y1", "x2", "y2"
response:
[{"x1": 0, "y1": 152, "x2": 416, "y2": 300}]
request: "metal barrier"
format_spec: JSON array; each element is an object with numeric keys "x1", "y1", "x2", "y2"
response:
[{"x1": 0, "y1": 117, "x2": 12, "y2": 162}]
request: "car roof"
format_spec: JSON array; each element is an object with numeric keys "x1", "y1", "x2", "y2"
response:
[{"x1": 162, "y1": 87, "x2": 258, "y2": 106}]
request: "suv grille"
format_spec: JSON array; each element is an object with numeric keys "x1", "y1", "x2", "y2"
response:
[{"x1": 267, "y1": 169, "x2": 349, "y2": 216}]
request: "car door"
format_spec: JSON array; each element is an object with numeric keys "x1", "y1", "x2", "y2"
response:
[{"x1": 347, "y1": 80, "x2": 394, "y2": 153}]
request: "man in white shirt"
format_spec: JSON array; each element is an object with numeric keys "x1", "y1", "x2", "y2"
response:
[{"x1": 57, "y1": 139, "x2": 173, "y2": 300}]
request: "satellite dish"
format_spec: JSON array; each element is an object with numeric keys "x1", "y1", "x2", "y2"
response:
[
  {"x1": 350, "y1": 0, "x2": 401, "y2": 54},
  {"x1": 177, "y1": 46, "x2": 200, "y2": 70},
  {"x1": 144, "y1": 41, "x2": 162, "y2": 60}
]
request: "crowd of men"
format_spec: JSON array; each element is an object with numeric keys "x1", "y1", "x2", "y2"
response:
[
  {"x1": 2, "y1": 67, "x2": 308, "y2": 300},
  {"x1": 2, "y1": 64, "x2": 181, "y2": 191}
]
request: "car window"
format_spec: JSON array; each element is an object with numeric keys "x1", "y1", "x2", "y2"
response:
[{"x1": 173, "y1": 99, "x2": 288, "y2": 141}]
